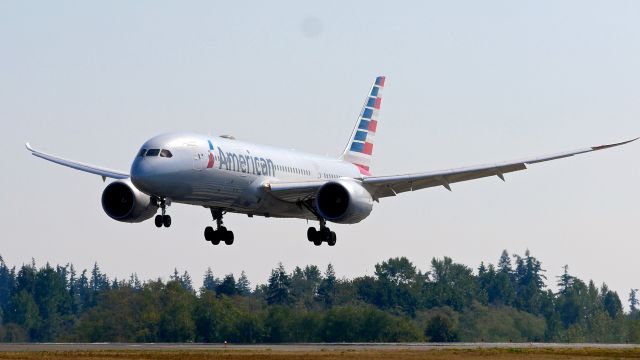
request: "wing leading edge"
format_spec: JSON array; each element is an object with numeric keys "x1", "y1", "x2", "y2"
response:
[
  {"x1": 362, "y1": 137, "x2": 638, "y2": 199},
  {"x1": 25, "y1": 143, "x2": 129, "y2": 180}
]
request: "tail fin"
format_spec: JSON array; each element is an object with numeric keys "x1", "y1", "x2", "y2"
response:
[{"x1": 340, "y1": 76, "x2": 385, "y2": 176}]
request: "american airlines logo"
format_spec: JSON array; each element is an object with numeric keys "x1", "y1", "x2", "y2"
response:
[{"x1": 216, "y1": 147, "x2": 275, "y2": 177}]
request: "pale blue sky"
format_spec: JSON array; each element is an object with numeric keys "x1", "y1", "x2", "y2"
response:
[{"x1": 1, "y1": 1, "x2": 638, "y2": 299}]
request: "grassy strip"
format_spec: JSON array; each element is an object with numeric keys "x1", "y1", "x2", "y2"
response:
[{"x1": 0, "y1": 348, "x2": 639, "y2": 360}]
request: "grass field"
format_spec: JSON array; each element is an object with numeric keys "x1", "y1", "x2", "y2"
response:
[{"x1": 1, "y1": 348, "x2": 640, "y2": 360}]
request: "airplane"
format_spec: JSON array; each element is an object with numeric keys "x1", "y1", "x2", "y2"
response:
[{"x1": 26, "y1": 76, "x2": 637, "y2": 247}]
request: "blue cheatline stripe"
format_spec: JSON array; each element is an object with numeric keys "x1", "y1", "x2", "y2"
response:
[
  {"x1": 370, "y1": 86, "x2": 379, "y2": 97},
  {"x1": 350, "y1": 141, "x2": 365, "y2": 152},
  {"x1": 358, "y1": 119, "x2": 370, "y2": 130},
  {"x1": 366, "y1": 97, "x2": 376, "y2": 107},
  {"x1": 354, "y1": 130, "x2": 368, "y2": 141},
  {"x1": 362, "y1": 108, "x2": 373, "y2": 119},
  {"x1": 208, "y1": 140, "x2": 214, "y2": 150}
]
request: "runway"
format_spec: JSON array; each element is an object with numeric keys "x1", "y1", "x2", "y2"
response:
[{"x1": 1, "y1": 342, "x2": 639, "y2": 352}]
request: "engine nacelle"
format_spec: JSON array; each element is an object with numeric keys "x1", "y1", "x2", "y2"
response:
[
  {"x1": 101, "y1": 180, "x2": 158, "y2": 223},
  {"x1": 315, "y1": 179, "x2": 373, "y2": 224}
]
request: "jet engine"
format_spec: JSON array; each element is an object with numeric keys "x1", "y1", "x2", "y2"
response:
[
  {"x1": 315, "y1": 179, "x2": 373, "y2": 224},
  {"x1": 101, "y1": 179, "x2": 158, "y2": 223}
]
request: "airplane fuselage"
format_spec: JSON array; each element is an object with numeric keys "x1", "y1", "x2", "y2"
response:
[{"x1": 130, "y1": 133, "x2": 362, "y2": 220}]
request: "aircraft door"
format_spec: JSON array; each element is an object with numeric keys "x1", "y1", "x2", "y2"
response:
[{"x1": 187, "y1": 143, "x2": 207, "y2": 171}]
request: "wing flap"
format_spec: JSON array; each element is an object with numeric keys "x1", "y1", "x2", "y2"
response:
[{"x1": 26, "y1": 143, "x2": 129, "y2": 180}]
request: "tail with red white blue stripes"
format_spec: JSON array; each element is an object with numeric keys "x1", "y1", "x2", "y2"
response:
[{"x1": 340, "y1": 76, "x2": 385, "y2": 176}]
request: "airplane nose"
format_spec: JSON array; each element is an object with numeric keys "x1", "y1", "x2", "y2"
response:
[{"x1": 130, "y1": 157, "x2": 158, "y2": 194}]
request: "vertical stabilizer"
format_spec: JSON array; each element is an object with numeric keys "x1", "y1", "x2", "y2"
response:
[{"x1": 340, "y1": 76, "x2": 385, "y2": 176}]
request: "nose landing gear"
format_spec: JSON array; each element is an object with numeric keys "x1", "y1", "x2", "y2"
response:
[
  {"x1": 307, "y1": 219, "x2": 336, "y2": 246},
  {"x1": 154, "y1": 197, "x2": 171, "y2": 228},
  {"x1": 204, "y1": 209, "x2": 234, "y2": 245}
]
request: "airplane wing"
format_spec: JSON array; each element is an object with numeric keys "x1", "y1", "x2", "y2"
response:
[
  {"x1": 25, "y1": 143, "x2": 129, "y2": 180},
  {"x1": 362, "y1": 138, "x2": 638, "y2": 200},
  {"x1": 265, "y1": 138, "x2": 637, "y2": 202}
]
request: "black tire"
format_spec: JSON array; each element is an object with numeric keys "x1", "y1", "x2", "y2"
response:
[
  {"x1": 163, "y1": 215, "x2": 172, "y2": 228},
  {"x1": 313, "y1": 238, "x2": 322, "y2": 246},
  {"x1": 154, "y1": 215, "x2": 163, "y2": 228},
  {"x1": 307, "y1": 227, "x2": 317, "y2": 242},
  {"x1": 327, "y1": 232, "x2": 337, "y2": 246},
  {"x1": 322, "y1": 229, "x2": 332, "y2": 242},
  {"x1": 211, "y1": 231, "x2": 220, "y2": 245},
  {"x1": 204, "y1": 226, "x2": 214, "y2": 241},
  {"x1": 224, "y1": 231, "x2": 234, "y2": 245}
]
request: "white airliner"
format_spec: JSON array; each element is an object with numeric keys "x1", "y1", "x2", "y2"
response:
[{"x1": 26, "y1": 76, "x2": 637, "y2": 246}]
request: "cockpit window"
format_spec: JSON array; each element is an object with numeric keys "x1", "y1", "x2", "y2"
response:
[
  {"x1": 160, "y1": 149, "x2": 173, "y2": 158},
  {"x1": 146, "y1": 149, "x2": 160, "y2": 157},
  {"x1": 137, "y1": 148, "x2": 147, "y2": 157}
]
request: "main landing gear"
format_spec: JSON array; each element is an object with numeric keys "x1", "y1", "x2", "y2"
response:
[
  {"x1": 204, "y1": 209, "x2": 234, "y2": 245},
  {"x1": 307, "y1": 219, "x2": 337, "y2": 246},
  {"x1": 154, "y1": 197, "x2": 171, "y2": 228}
]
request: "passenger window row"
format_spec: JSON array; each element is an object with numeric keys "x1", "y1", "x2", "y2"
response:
[
  {"x1": 137, "y1": 148, "x2": 173, "y2": 158},
  {"x1": 275, "y1": 164, "x2": 310, "y2": 176},
  {"x1": 323, "y1": 173, "x2": 339, "y2": 179}
]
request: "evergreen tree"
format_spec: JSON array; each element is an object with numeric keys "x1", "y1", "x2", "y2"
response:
[
  {"x1": 557, "y1": 265, "x2": 574, "y2": 295},
  {"x1": 317, "y1": 264, "x2": 336, "y2": 307},
  {"x1": 0, "y1": 255, "x2": 15, "y2": 313},
  {"x1": 602, "y1": 287, "x2": 623, "y2": 318},
  {"x1": 76, "y1": 270, "x2": 91, "y2": 311},
  {"x1": 128, "y1": 273, "x2": 142, "y2": 290},
  {"x1": 181, "y1": 271, "x2": 194, "y2": 293},
  {"x1": 216, "y1": 274, "x2": 237, "y2": 296},
  {"x1": 266, "y1": 263, "x2": 293, "y2": 305},
  {"x1": 90, "y1": 263, "x2": 109, "y2": 292},
  {"x1": 201, "y1": 267, "x2": 218, "y2": 293},
  {"x1": 513, "y1": 250, "x2": 546, "y2": 314},
  {"x1": 497, "y1": 250, "x2": 513, "y2": 275},
  {"x1": 629, "y1": 289, "x2": 639, "y2": 313},
  {"x1": 236, "y1": 271, "x2": 251, "y2": 296}
]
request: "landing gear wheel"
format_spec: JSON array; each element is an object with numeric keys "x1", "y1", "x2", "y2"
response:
[
  {"x1": 321, "y1": 229, "x2": 332, "y2": 243},
  {"x1": 155, "y1": 215, "x2": 163, "y2": 228},
  {"x1": 307, "y1": 227, "x2": 317, "y2": 242},
  {"x1": 224, "y1": 231, "x2": 235, "y2": 245},
  {"x1": 204, "y1": 226, "x2": 214, "y2": 241},
  {"x1": 211, "y1": 229, "x2": 221, "y2": 245},
  {"x1": 313, "y1": 238, "x2": 322, "y2": 246},
  {"x1": 327, "y1": 232, "x2": 337, "y2": 246},
  {"x1": 162, "y1": 215, "x2": 171, "y2": 228}
]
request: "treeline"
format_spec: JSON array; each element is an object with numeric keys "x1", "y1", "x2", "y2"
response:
[{"x1": 0, "y1": 250, "x2": 639, "y2": 343}]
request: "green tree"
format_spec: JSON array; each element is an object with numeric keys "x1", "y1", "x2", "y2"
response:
[
  {"x1": 159, "y1": 281, "x2": 196, "y2": 341},
  {"x1": 602, "y1": 286, "x2": 623, "y2": 319},
  {"x1": 236, "y1": 271, "x2": 251, "y2": 296},
  {"x1": 201, "y1": 267, "x2": 218, "y2": 294},
  {"x1": 216, "y1": 274, "x2": 237, "y2": 297},
  {"x1": 629, "y1": 289, "x2": 638, "y2": 313},
  {"x1": 426, "y1": 257, "x2": 476, "y2": 311},
  {"x1": 425, "y1": 312, "x2": 459, "y2": 342},
  {"x1": 266, "y1": 263, "x2": 293, "y2": 305},
  {"x1": 317, "y1": 264, "x2": 337, "y2": 308}
]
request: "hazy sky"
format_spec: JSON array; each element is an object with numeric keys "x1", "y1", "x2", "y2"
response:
[{"x1": 1, "y1": 1, "x2": 638, "y2": 300}]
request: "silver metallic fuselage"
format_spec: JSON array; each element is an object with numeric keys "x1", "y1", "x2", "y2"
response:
[{"x1": 130, "y1": 133, "x2": 361, "y2": 220}]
